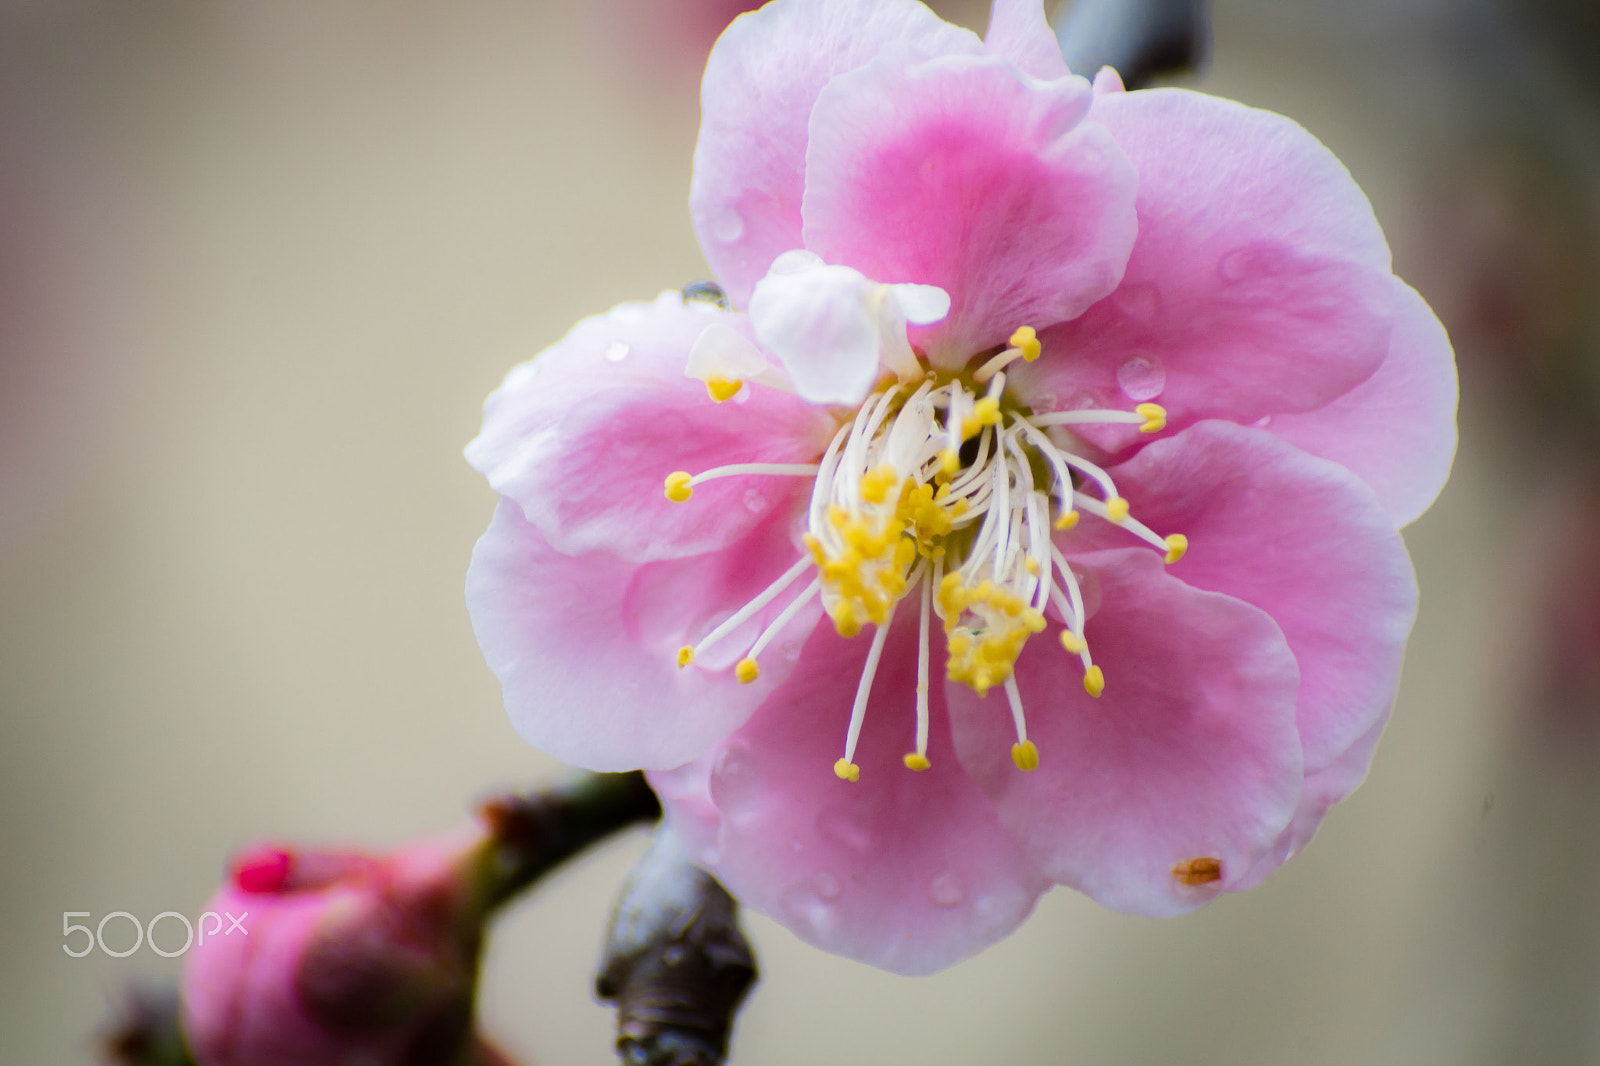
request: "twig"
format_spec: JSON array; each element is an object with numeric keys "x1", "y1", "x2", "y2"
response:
[{"x1": 597, "y1": 829, "x2": 758, "y2": 1066}]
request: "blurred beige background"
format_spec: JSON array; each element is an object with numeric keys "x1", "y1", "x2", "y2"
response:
[{"x1": 3, "y1": 1, "x2": 1598, "y2": 1063}]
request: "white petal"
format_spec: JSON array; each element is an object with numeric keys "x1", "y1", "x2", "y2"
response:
[
  {"x1": 685, "y1": 323, "x2": 769, "y2": 382},
  {"x1": 890, "y1": 282, "x2": 952, "y2": 325},
  {"x1": 749, "y1": 260, "x2": 882, "y2": 406}
]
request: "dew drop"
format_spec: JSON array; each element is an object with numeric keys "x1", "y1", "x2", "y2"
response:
[
  {"x1": 604, "y1": 341, "x2": 630, "y2": 363},
  {"x1": 1113, "y1": 281, "x2": 1160, "y2": 321},
  {"x1": 1116, "y1": 355, "x2": 1166, "y2": 401},
  {"x1": 813, "y1": 871, "x2": 841, "y2": 900},
  {"x1": 743, "y1": 487, "x2": 767, "y2": 513},
  {"x1": 712, "y1": 207, "x2": 745, "y2": 243},
  {"x1": 817, "y1": 808, "x2": 874, "y2": 855},
  {"x1": 929, "y1": 872, "x2": 965, "y2": 908},
  {"x1": 710, "y1": 744, "x2": 764, "y2": 818},
  {"x1": 1218, "y1": 246, "x2": 1254, "y2": 284},
  {"x1": 779, "y1": 639, "x2": 802, "y2": 663}
]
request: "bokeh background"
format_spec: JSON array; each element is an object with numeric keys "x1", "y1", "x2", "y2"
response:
[{"x1": 3, "y1": 0, "x2": 1599, "y2": 1062}]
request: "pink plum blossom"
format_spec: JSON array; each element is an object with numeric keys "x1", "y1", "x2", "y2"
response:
[
  {"x1": 181, "y1": 834, "x2": 497, "y2": 1066},
  {"x1": 465, "y1": 0, "x2": 1456, "y2": 974}
]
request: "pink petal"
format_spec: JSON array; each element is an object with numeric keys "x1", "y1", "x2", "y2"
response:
[
  {"x1": 1087, "y1": 421, "x2": 1418, "y2": 778},
  {"x1": 691, "y1": 0, "x2": 983, "y2": 307},
  {"x1": 466, "y1": 500, "x2": 823, "y2": 771},
  {"x1": 1012, "y1": 88, "x2": 1396, "y2": 436},
  {"x1": 984, "y1": 0, "x2": 1069, "y2": 81},
  {"x1": 466, "y1": 293, "x2": 831, "y2": 563},
  {"x1": 681, "y1": 618, "x2": 1046, "y2": 975},
  {"x1": 947, "y1": 549, "x2": 1303, "y2": 917},
  {"x1": 1269, "y1": 280, "x2": 1458, "y2": 528},
  {"x1": 803, "y1": 54, "x2": 1136, "y2": 365},
  {"x1": 1232, "y1": 710, "x2": 1391, "y2": 891}
]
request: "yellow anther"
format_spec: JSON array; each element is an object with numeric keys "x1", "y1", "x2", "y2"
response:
[
  {"x1": 1022, "y1": 608, "x2": 1047, "y2": 633},
  {"x1": 1136, "y1": 402, "x2": 1167, "y2": 433},
  {"x1": 1008, "y1": 325, "x2": 1041, "y2": 363},
  {"x1": 939, "y1": 447, "x2": 959, "y2": 476},
  {"x1": 960, "y1": 397, "x2": 1002, "y2": 441},
  {"x1": 1054, "y1": 509, "x2": 1079, "y2": 530},
  {"x1": 1105, "y1": 497, "x2": 1130, "y2": 523},
  {"x1": 1011, "y1": 740, "x2": 1040, "y2": 771},
  {"x1": 664, "y1": 471, "x2": 694, "y2": 503},
  {"x1": 735, "y1": 658, "x2": 759, "y2": 684},
  {"x1": 677, "y1": 646, "x2": 694, "y2": 668},
  {"x1": 1083, "y1": 664, "x2": 1105, "y2": 698},
  {"x1": 1025, "y1": 557, "x2": 1040, "y2": 575},
  {"x1": 903, "y1": 752, "x2": 931, "y2": 772},
  {"x1": 1164, "y1": 533, "x2": 1189, "y2": 564},
  {"x1": 1060, "y1": 629, "x2": 1086, "y2": 654},
  {"x1": 705, "y1": 376, "x2": 743, "y2": 403},
  {"x1": 860, "y1": 464, "x2": 898, "y2": 504},
  {"x1": 833, "y1": 758, "x2": 860, "y2": 782}
]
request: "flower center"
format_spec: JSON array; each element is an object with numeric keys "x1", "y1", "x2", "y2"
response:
[{"x1": 664, "y1": 327, "x2": 1185, "y2": 780}]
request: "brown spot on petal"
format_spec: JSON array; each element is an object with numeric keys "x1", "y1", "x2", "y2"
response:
[{"x1": 1172, "y1": 857, "x2": 1223, "y2": 886}]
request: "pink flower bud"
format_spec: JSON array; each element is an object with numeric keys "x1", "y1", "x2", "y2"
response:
[{"x1": 181, "y1": 829, "x2": 490, "y2": 1066}]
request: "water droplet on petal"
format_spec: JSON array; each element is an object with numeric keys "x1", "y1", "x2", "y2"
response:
[
  {"x1": 712, "y1": 207, "x2": 744, "y2": 243},
  {"x1": 1253, "y1": 414, "x2": 1273, "y2": 428},
  {"x1": 1116, "y1": 355, "x2": 1166, "y2": 401},
  {"x1": 817, "y1": 808, "x2": 874, "y2": 855},
  {"x1": 779, "y1": 639, "x2": 801, "y2": 662},
  {"x1": 1029, "y1": 391, "x2": 1059, "y2": 413},
  {"x1": 780, "y1": 883, "x2": 838, "y2": 938},
  {"x1": 1218, "y1": 246, "x2": 1254, "y2": 284},
  {"x1": 929, "y1": 873, "x2": 965, "y2": 908},
  {"x1": 710, "y1": 744, "x2": 763, "y2": 819},
  {"x1": 1113, "y1": 281, "x2": 1160, "y2": 321},
  {"x1": 604, "y1": 341, "x2": 629, "y2": 363},
  {"x1": 813, "y1": 871, "x2": 841, "y2": 900},
  {"x1": 743, "y1": 488, "x2": 767, "y2": 513}
]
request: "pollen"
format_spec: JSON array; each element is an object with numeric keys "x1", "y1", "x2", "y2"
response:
[
  {"x1": 1136, "y1": 402, "x2": 1167, "y2": 433},
  {"x1": 903, "y1": 752, "x2": 931, "y2": 772},
  {"x1": 735, "y1": 658, "x2": 760, "y2": 684},
  {"x1": 1172, "y1": 857, "x2": 1223, "y2": 885},
  {"x1": 1008, "y1": 325, "x2": 1041, "y2": 362},
  {"x1": 1083, "y1": 664, "x2": 1106, "y2": 697},
  {"x1": 1055, "y1": 509, "x2": 1079, "y2": 530},
  {"x1": 677, "y1": 646, "x2": 694, "y2": 668},
  {"x1": 1060, "y1": 629, "x2": 1086, "y2": 654},
  {"x1": 833, "y1": 758, "x2": 860, "y2": 782},
  {"x1": 1011, "y1": 740, "x2": 1040, "y2": 771},
  {"x1": 1164, "y1": 534, "x2": 1189, "y2": 564},
  {"x1": 1105, "y1": 497, "x2": 1130, "y2": 523},
  {"x1": 664, "y1": 471, "x2": 694, "y2": 502},
  {"x1": 705, "y1": 376, "x2": 743, "y2": 402}
]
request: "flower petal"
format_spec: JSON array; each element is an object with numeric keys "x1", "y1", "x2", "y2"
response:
[
  {"x1": 691, "y1": 0, "x2": 983, "y2": 307},
  {"x1": 1086, "y1": 422, "x2": 1418, "y2": 778},
  {"x1": 1012, "y1": 88, "x2": 1396, "y2": 436},
  {"x1": 682, "y1": 618, "x2": 1046, "y2": 975},
  {"x1": 466, "y1": 500, "x2": 823, "y2": 771},
  {"x1": 1268, "y1": 279, "x2": 1458, "y2": 528},
  {"x1": 1232, "y1": 710, "x2": 1391, "y2": 891},
  {"x1": 984, "y1": 0, "x2": 1069, "y2": 81},
  {"x1": 802, "y1": 53, "x2": 1137, "y2": 364},
  {"x1": 947, "y1": 549, "x2": 1303, "y2": 916},
  {"x1": 466, "y1": 292, "x2": 831, "y2": 563}
]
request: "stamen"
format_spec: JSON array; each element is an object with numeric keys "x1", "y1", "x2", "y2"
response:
[
  {"x1": 688, "y1": 462, "x2": 822, "y2": 486},
  {"x1": 904, "y1": 574, "x2": 933, "y2": 772},
  {"x1": 1029, "y1": 401, "x2": 1166, "y2": 433},
  {"x1": 705, "y1": 376, "x2": 743, "y2": 403},
  {"x1": 971, "y1": 326, "x2": 1041, "y2": 384},
  {"x1": 689, "y1": 554, "x2": 813, "y2": 661},
  {"x1": 1084, "y1": 664, "x2": 1106, "y2": 698},
  {"x1": 743, "y1": 578, "x2": 821, "y2": 664},
  {"x1": 1164, "y1": 534, "x2": 1188, "y2": 564},
  {"x1": 1004, "y1": 677, "x2": 1039, "y2": 771},
  {"x1": 838, "y1": 600, "x2": 899, "y2": 783}
]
